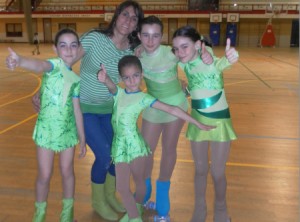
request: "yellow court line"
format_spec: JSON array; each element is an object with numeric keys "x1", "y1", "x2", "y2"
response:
[
  {"x1": 0, "y1": 113, "x2": 37, "y2": 134},
  {"x1": 154, "y1": 158, "x2": 299, "y2": 171},
  {"x1": 225, "y1": 79, "x2": 262, "y2": 86},
  {"x1": 0, "y1": 73, "x2": 41, "y2": 108}
]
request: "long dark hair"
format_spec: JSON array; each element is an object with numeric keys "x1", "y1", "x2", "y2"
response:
[{"x1": 82, "y1": 1, "x2": 144, "y2": 50}]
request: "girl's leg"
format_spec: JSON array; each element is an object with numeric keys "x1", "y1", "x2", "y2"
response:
[
  {"x1": 154, "y1": 119, "x2": 185, "y2": 220},
  {"x1": 36, "y1": 147, "x2": 55, "y2": 202},
  {"x1": 33, "y1": 147, "x2": 55, "y2": 222},
  {"x1": 141, "y1": 119, "x2": 163, "y2": 203},
  {"x1": 159, "y1": 118, "x2": 185, "y2": 181},
  {"x1": 59, "y1": 147, "x2": 75, "y2": 199},
  {"x1": 116, "y1": 163, "x2": 139, "y2": 219},
  {"x1": 190, "y1": 141, "x2": 209, "y2": 222},
  {"x1": 130, "y1": 156, "x2": 147, "y2": 204},
  {"x1": 59, "y1": 147, "x2": 76, "y2": 222},
  {"x1": 210, "y1": 141, "x2": 231, "y2": 222},
  {"x1": 141, "y1": 119, "x2": 162, "y2": 178}
]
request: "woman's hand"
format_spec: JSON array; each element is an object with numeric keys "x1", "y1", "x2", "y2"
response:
[{"x1": 32, "y1": 90, "x2": 41, "y2": 113}]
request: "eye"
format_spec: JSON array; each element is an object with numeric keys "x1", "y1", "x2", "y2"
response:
[
  {"x1": 71, "y1": 43, "x2": 79, "y2": 48},
  {"x1": 122, "y1": 76, "x2": 129, "y2": 81},
  {"x1": 131, "y1": 16, "x2": 138, "y2": 23},
  {"x1": 133, "y1": 73, "x2": 140, "y2": 78},
  {"x1": 122, "y1": 11, "x2": 129, "y2": 18},
  {"x1": 58, "y1": 43, "x2": 66, "y2": 48}
]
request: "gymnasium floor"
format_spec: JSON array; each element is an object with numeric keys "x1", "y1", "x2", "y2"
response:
[{"x1": 0, "y1": 43, "x2": 298, "y2": 222}]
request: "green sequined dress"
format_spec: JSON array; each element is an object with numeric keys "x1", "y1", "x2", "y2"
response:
[
  {"x1": 32, "y1": 58, "x2": 81, "y2": 152},
  {"x1": 178, "y1": 49, "x2": 237, "y2": 142},
  {"x1": 111, "y1": 86, "x2": 156, "y2": 163}
]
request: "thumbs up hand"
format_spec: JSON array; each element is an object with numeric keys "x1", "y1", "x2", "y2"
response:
[
  {"x1": 97, "y1": 64, "x2": 108, "y2": 83},
  {"x1": 225, "y1": 38, "x2": 239, "y2": 64},
  {"x1": 6, "y1": 47, "x2": 20, "y2": 70},
  {"x1": 200, "y1": 42, "x2": 213, "y2": 65}
]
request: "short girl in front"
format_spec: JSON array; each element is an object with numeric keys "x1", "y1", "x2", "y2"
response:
[
  {"x1": 98, "y1": 55, "x2": 214, "y2": 222},
  {"x1": 6, "y1": 28, "x2": 86, "y2": 222},
  {"x1": 172, "y1": 26, "x2": 239, "y2": 222}
]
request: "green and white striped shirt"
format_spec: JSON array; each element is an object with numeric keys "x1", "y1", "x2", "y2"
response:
[{"x1": 79, "y1": 31, "x2": 133, "y2": 114}]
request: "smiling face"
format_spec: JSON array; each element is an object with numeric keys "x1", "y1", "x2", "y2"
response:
[
  {"x1": 120, "y1": 64, "x2": 143, "y2": 93},
  {"x1": 114, "y1": 6, "x2": 139, "y2": 36},
  {"x1": 138, "y1": 23, "x2": 162, "y2": 54},
  {"x1": 53, "y1": 33, "x2": 79, "y2": 67},
  {"x1": 172, "y1": 36, "x2": 200, "y2": 64}
]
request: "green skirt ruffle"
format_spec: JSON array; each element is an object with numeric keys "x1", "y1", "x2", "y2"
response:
[{"x1": 186, "y1": 109, "x2": 237, "y2": 142}]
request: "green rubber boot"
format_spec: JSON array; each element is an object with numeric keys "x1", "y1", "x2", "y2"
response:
[
  {"x1": 119, "y1": 203, "x2": 144, "y2": 222},
  {"x1": 105, "y1": 173, "x2": 126, "y2": 213},
  {"x1": 129, "y1": 217, "x2": 143, "y2": 222},
  {"x1": 136, "y1": 203, "x2": 144, "y2": 216},
  {"x1": 32, "y1": 202, "x2": 47, "y2": 222},
  {"x1": 92, "y1": 182, "x2": 118, "y2": 221},
  {"x1": 60, "y1": 198, "x2": 74, "y2": 222}
]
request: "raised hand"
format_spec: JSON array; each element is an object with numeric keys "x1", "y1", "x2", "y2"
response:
[
  {"x1": 97, "y1": 64, "x2": 108, "y2": 83},
  {"x1": 6, "y1": 47, "x2": 20, "y2": 70},
  {"x1": 201, "y1": 42, "x2": 213, "y2": 65},
  {"x1": 225, "y1": 38, "x2": 239, "y2": 64}
]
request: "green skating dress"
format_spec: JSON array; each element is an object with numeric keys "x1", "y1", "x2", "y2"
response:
[
  {"x1": 139, "y1": 45, "x2": 188, "y2": 123},
  {"x1": 178, "y1": 50, "x2": 237, "y2": 142},
  {"x1": 32, "y1": 58, "x2": 81, "y2": 152},
  {"x1": 111, "y1": 86, "x2": 157, "y2": 163}
]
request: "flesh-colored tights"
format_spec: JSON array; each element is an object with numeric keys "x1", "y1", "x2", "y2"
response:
[
  {"x1": 142, "y1": 118, "x2": 185, "y2": 181},
  {"x1": 116, "y1": 156, "x2": 147, "y2": 219},
  {"x1": 190, "y1": 141, "x2": 231, "y2": 222}
]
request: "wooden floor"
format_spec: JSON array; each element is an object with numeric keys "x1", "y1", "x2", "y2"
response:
[{"x1": 0, "y1": 43, "x2": 298, "y2": 222}]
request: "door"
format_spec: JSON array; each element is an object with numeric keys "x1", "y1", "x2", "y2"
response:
[
  {"x1": 43, "y1": 18, "x2": 52, "y2": 43},
  {"x1": 290, "y1": 19, "x2": 299, "y2": 47},
  {"x1": 168, "y1": 18, "x2": 178, "y2": 45}
]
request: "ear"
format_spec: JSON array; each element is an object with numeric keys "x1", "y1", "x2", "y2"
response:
[
  {"x1": 137, "y1": 32, "x2": 141, "y2": 40},
  {"x1": 52, "y1": 45, "x2": 57, "y2": 54},
  {"x1": 195, "y1": 40, "x2": 201, "y2": 50}
]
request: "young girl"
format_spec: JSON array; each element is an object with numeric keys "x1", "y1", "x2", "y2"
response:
[
  {"x1": 6, "y1": 28, "x2": 87, "y2": 222},
  {"x1": 137, "y1": 16, "x2": 214, "y2": 222},
  {"x1": 172, "y1": 26, "x2": 239, "y2": 222},
  {"x1": 97, "y1": 55, "x2": 214, "y2": 222}
]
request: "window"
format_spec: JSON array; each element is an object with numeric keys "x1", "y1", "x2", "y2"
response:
[
  {"x1": 6, "y1": 23, "x2": 22, "y2": 37},
  {"x1": 59, "y1": 23, "x2": 76, "y2": 31}
]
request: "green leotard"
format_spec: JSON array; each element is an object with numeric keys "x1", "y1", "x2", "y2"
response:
[
  {"x1": 111, "y1": 86, "x2": 157, "y2": 163},
  {"x1": 178, "y1": 48, "x2": 237, "y2": 142},
  {"x1": 32, "y1": 58, "x2": 81, "y2": 152},
  {"x1": 139, "y1": 45, "x2": 188, "y2": 123}
]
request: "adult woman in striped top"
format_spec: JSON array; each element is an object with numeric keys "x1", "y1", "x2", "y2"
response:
[{"x1": 76, "y1": 1, "x2": 144, "y2": 220}]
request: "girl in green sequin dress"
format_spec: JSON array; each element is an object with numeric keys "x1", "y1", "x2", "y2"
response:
[
  {"x1": 98, "y1": 55, "x2": 214, "y2": 222},
  {"x1": 172, "y1": 26, "x2": 239, "y2": 222},
  {"x1": 6, "y1": 28, "x2": 87, "y2": 222}
]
